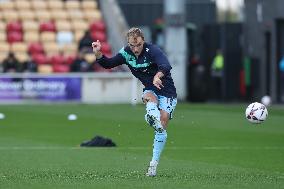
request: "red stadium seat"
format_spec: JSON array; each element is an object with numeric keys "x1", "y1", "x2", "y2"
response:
[
  {"x1": 6, "y1": 21, "x2": 22, "y2": 32},
  {"x1": 53, "y1": 64, "x2": 70, "y2": 73},
  {"x1": 65, "y1": 54, "x2": 76, "y2": 65},
  {"x1": 32, "y1": 53, "x2": 48, "y2": 65},
  {"x1": 7, "y1": 32, "x2": 23, "y2": 43},
  {"x1": 100, "y1": 42, "x2": 112, "y2": 54},
  {"x1": 90, "y1": 20, "x2": 106, "y2": 33},
  {"x1": 28, "y1": 42, "x2": 44, "y2": 54},
  {"x1": 39, "y1": 21, "x2": 56, "y2": 32},
  {"x1": 91, "y1": 31, "x2": 106, "y2": 42},
  {"x1": 49, "y1": 54, "x2": 65, "y2": 65}
]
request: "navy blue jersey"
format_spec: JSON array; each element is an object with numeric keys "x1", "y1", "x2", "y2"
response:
[{"x1": 96, "y1": 43, "x2": 177, "y2": 98}]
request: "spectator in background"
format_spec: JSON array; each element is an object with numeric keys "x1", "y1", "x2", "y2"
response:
[
  {"x1": 2, "y1": 52, "x2": 20, "y2": 73},
  {"x1": 188, "y1": 54, "x2": 208, "y2": 102},
  {"x1": 78, "y1": 31, "x2": 93, "y2": 53},
  {"x1": 152, "y1": 18, "x2": 165, "y2": 49},
  {"x1": 70, "y1": 52, "x2": 92, "y2": 72},
  {"x1": 21, "y1": 57, "x2": 37, "y2": 73},
  {"x1": 211, "y1": 49, "x2": 224, "y2": 100}
]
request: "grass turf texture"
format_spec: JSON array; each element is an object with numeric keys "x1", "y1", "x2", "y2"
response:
[{"x1": 0, "y1": 103, "x2": 283, "y2": 189}]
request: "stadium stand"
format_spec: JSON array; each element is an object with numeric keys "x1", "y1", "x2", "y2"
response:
[
  {"x1": 31, "y1": 0, "x2": 47, "y2": 10},
  {"x1": 35, "y1": 11, "x2": 52, "y2": 22},
  {"x1": 0, "y1": 0, "x2": 113, "y2": 73}
]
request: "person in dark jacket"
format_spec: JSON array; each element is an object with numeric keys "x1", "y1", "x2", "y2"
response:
[
  {"x1": 78, "y1": 31, "x2": 93, "y2": 53},
  {"x1": 2, "y1": 52, "x2": 21, "y2": 73},
  {"x1": 70, "y1": 52, "x2": 92, "y2": 72}
]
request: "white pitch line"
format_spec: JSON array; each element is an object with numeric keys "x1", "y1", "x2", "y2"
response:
[{"x1": 0, "y1": 146, "x2": 283, "y2": 150}]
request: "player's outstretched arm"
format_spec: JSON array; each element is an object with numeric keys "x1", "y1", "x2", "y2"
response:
[{"x1": 91, "y1": 40, "x2": 125, "y2": 69}]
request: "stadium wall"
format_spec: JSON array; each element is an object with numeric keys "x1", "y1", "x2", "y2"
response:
[
  {"x1": 0, "y1": 73, "x2": 143, "y2": 104},
  {"x1": 244, "y1": 0, "x2": 284, "y2": 102}
]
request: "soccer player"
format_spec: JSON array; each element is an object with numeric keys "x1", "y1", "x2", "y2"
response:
[{"x1": 92, "y1": 27, "x2": 177, "y2": 177}]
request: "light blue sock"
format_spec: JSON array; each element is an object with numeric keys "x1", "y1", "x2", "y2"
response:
[
  {"x1": 146, "y1": 102, "x2": 160, "y2": 119},
  {"x1": 152, "y1": 130, "x2": 167, "y2": 162}
]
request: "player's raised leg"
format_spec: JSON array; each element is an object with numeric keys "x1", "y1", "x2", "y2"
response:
[{"x1": 142, "y1": 91, "x2": 164, "y2": 132}]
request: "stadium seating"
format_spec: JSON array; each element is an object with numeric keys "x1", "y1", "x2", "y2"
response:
[
  {"x1": 24, "y1": 31, "x2": 40, "y2": 43},
  {"x1": 0, "y1": 21, "x2": 5, "y2": 31},
  {"x1": 39, "y1": 21, "x2": 56, "y2": 32},
  {"x1": 15, "y1": 52, "x2": 29, "y2": 62},
  {"x1": 0, "y1": 42, "x2": 10, "y2": 54},
  {"x1": 28, "y1": 42, "x2": 44, "y2": 55},
  {"x1": 100, "y1": 42, "x2": 112, "y2": 55},
  {"x1": 90, "y1": 20, "x2": 106, "y2": 33},
  {"x1": 37, "y1": 64, "x2": 53, "y2": 73},
  {"x1": 18, "y1": 10, "x2": 35, "y2": 21},
  {"x1": 47, "y1": 0, "x2": 64, "y2": 10},
  {"x1": 31, "y1": 53, "x2": 48, "y2": 65},
  {"x1": 50, "y1": 10, "x2": 69, "y2": 21},
  {"x1": 31, "y1": 0, "x2": 47, "y2": 10},
  {"x1": 62, "y1": 43, "x2": 77, "y2": 55},
  {"x1": 22, "y1": 20, "x2": 39, "y2": 32},
  {"x1": 43, "y1": 42, "x2": 61, "y2": 56},
  {"x1": 0, "y1": 1, "x2": 14, "y2": 10},
  {"x1": 10, "y1": 42, "x2": 28, "y2": 53},
  {"x1": 2, "y1": 11, "x2": 19, "y2": 22},
  {"x1": 7, "y1": 32, "x2": 23, "y2": 43},
  {"x1": 91, "y1": 31, "x2": 107, "y2": 42},
  {"x1": 14, "y1": 0, "x2": 31, "y2": 10},
  {"x1": 35, "y1": 11, "x2": 51, "y2": 21},
  {"x1": 56, "y1": 31, "x2": 74, "y2": 46},
  {"x1": 65, "y1": 54, "x2": 76, "y2": 65},
  {"x1": 74, "y1": 31, "x2": 85, "y2": 43},
  {"x1": 0, "y1": 0, "x2": 111, "y2": 73},
  {"x1": 55, "y1": 20, "x2": 72, "y2": 31},
  {"x1": 49, "y1": 54, "x2": 65, "y2": 65},
  {"x1": 0, "y1": 32, "x2": 6, "y2": 42},
  {"x1": 81, "y1": 0, "x2": 98, "y2": 10},
  {"x1": 6, "y1": 21, "x2": 22, "y2": 33},
  {"x1": 0, "y1": 53, "x2": 7, "y2": 63},
  {"x1": 53, "y1": 64, "x2": 70, "y2": 73},
  {"x1": 68, "y1": 10, "x2": 84, "y2": 21},
  {"x1": 40, "y1": 32, "x2": 56, "y2": 43},
  {"x1": 65, "y1": 0, "x2": 80, "y2": 10}
]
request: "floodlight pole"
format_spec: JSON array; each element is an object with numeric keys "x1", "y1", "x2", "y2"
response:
[{"x1": 164, "y1": 0, "x2": 187, "y2": 100}]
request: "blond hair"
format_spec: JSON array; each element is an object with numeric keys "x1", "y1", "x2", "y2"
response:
[{"x1": 126, "y1": 27, "x2": 144, "y2": 41}]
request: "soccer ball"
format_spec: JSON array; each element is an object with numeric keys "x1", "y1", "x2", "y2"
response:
[
  {"x1": 261, "y1": 95, "x2": 271, "y2": 106},
  {"x1": 245, "y1": 102, "x2": 268, "y2": 124}
]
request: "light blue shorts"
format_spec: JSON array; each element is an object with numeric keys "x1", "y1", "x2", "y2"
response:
[{"x1": 142, "y1": 90, "x2": 177, "y2": 119}]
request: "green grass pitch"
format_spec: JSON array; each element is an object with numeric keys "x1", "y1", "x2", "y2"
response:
[{"x1": 0, "y1": 103, "x2": 283, "y2": 189}]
